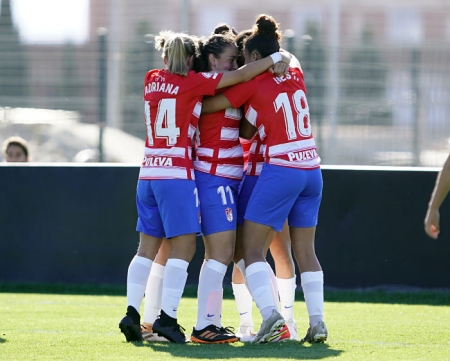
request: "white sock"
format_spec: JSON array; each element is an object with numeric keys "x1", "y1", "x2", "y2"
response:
[
  {"x1": 199, "y1": 259, "x2": 207, "y2": 277},
  {"x1": 236, "y1": 259, "x2": 246, "y2": 278},
  {"x1": 246, "y1": 262, "x2": 276, "y2": 321},
  {"x1": 213, "y1": 288, "x2": 223, "y2": 327},
  {"x1": 267, "y1": 262, "x2": 280, "y2": 312},
  {"x1": 232, "y1": 282, "x2": 253, "y2": 326},
  {"x1": 126, "y1": 255, "x2": 152, "y2": 313},
  {"x1": 277, "y1": 276, "x2": 296, "y2": 321},
  {"x1": 161, "y1": 259, "x2": 189, "y2": 319},
  {"x1": 301, "y1": 271, "x2": 324, "y2": 327},
  {"x1": 143, "y1": 263, "x2": 165, "y2": 324},
  {"x1": 195, "y1": 259, "x2": 227, "y2": 330}
]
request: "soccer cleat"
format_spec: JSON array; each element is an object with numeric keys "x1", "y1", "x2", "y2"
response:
[
  {"x1": 236, "y1": 323, "x2": 255, "y2": 342},
  {"x1": 220, "y1": 326, "x2": 236, "y2": 336},
  {"x1": 286, "y1": 319, "x2": 299, "y2": 340},
  {"x1": 252, "y1": 309, "x2": 288, "y2": 344},
  {"x1": 152, "y1": 317, "x2": 187, "y2": 344},
  {"x1": 300, "y1": 321, "x2": 328, "y2": 343},
  {"x1": 119, "y1": 315, "x2": 143, "y2": 342},
  {"x1": 141, "y1": 323, "x2": 169, "y2": 342},
  {"x1": 191, "y1": 324, "x2": 239, "y2": 344},
  {"x1": 267, "y1": 323, "x2": 291, "y2": 342}
]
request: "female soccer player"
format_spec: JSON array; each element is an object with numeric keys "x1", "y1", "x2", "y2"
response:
[
  {"x1": 202, "y1": 14, "x2": 327, "y2": 344},
  {"x1": 231, "y1": 29, "x2": 298, "y2": 342},
  {"x1": 189, "y1": 25, "x2": 243, "y2": 344},
  {"x1": 118, "y1": 29, "x2": 290, "y2": 344}
]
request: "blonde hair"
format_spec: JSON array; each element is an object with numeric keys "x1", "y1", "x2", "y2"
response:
[{"x1": 155, "y1": 30, "x2": 198, "y2": 76}]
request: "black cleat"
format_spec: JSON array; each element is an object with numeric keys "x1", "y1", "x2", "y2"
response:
[
  {"x1": 191, "y1": 324, "x2": 239, "y2": 344},
  {"x1": 119, "y1": 315, "x2": 143, "y2": 342},
  {"x1": 152, "y1": 311, "x2": 187, "y2": 344}
]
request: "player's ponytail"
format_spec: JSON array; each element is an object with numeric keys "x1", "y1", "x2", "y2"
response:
[
  {"x1": 192, "y1": 37, "x2": 208, "y2": 72},
  {"x1": 155, "y1": 31, "x2": 197, "y2": 76}
]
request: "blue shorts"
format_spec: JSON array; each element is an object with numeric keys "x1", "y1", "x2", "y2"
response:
[
  {"x1": 195, "y1": 171, "x2": 240, "y2": 236},
  {"x1": 136, "y1": 179, "x2": 201, "y2": 238},
  {"x1": 237, "y1": 174, "x2": 259, "y2": 225},
  {"x1": 245, "y1": 163, "x2": 323, "y2": 232}
]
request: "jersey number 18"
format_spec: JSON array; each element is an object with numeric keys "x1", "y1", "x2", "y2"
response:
[{"x1": 274, "y1": 89, "x2": 311, "y2": 140}]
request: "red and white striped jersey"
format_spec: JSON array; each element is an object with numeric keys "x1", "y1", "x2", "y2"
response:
[
  {"x1": 223, "y1": 66, "x2": 320, "y2": 170},
  {"x1": 240, "y1": 136, "x2": 264, "y2": 176},
  {"x1": 139, "y1": 69, "x2": 222, "y2": 180},
  {"x1": 194, "y1": 106, "x2": 244, "y2": 180}
]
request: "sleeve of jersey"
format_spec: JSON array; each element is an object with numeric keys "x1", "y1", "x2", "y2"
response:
[
  {"x1": 192, "y1": 71, "x2": 224, "y2": 96},
  {"x1": 143, "y1": 69, "x2": 158, "y2": 100},
  {"x1": 222, "y1": 81, "x2": 254, "y2": 109}
]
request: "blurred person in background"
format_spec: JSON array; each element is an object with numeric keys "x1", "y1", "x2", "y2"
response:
[
  {"x1": 2, "y1": 136, "x2": 29, "y2": 162},
  {"x1": 424, "y1": 153, "x2": 450, "y2": 239}
]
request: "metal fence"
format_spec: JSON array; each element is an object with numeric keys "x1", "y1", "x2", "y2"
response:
[{"x1": 1, "y1": 0, "x2": 449, "y2": 166}]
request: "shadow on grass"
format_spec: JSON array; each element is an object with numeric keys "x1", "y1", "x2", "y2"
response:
[
  {"x1": 136, "y1": 340, "x2": 343, "y2": 359},
  {"x1": 1, "y1": 283, "x2": 449, "y2": 306},
  {"x1": 0, "y1": 337, "x2": 5, "y2": 343}
]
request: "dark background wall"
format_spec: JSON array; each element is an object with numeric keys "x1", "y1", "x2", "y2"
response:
[{"x1": 0, "y1": 164, "x2": 448, "y2": 289}]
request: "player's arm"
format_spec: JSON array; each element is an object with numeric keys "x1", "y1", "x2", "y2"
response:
[
  {"x1": 424, "y1": 153, "x2": 450, "y2": 239},
  {"x1": 216, "y1": 52, "x2": 290, "y2": 89},
  {"x1": 239, "y1": 117, "x2": 257, "y2": 140},
  {"x1": 201, "y1": 94, "x2": 232, "y2": 114}
]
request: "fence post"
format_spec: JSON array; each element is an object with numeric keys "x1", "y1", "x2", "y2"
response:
[
  {"x1": 97, "y1": 28, "x2": 108, "y2": 162},
  {"x1": 411, "y1": 48, "x2": 420, "y2": 166}
]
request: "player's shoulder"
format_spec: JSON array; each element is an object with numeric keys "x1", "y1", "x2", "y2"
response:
[{"x1": 145, "y1": 68, "x2": 162, "y2": 80}]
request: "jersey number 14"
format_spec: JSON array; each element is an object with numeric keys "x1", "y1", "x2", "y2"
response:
[{"x1": 145, "y1": 99, "x2": 180, "y2": 146}]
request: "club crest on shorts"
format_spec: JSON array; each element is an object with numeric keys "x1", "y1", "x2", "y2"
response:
[{"x1": 225, "y1": 207, "x2": 233, "y2": 222}]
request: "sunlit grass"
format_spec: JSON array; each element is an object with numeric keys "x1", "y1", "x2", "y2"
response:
[{"x1": 1, "y1": 287, "x2": 449, "y2": 360}]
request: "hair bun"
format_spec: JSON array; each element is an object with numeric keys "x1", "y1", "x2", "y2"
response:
[
  {"x1": 213, "y1": 23, "x2": 232, "y2": 35},
  {"x1": 254, "y1": 14, "x2": 278, "y2": 35}
]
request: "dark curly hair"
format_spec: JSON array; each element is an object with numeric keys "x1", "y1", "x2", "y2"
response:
[{"x1": 235, "y1": 29, "x2": 252, "y2": 67}]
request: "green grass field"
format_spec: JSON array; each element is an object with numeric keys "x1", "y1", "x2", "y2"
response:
[{"x1": 1, "y1": 285, "x2": 449, "y2": 361}]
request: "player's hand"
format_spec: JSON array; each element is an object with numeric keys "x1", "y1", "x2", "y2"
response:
[
  {"x1": 280, "y1": 50, "x2": 291, "y2": 64},
  {"x1": 270, "y1": 62, "x2": 289, "y2": 77},
  {"x1": 424, "y1": 209, "x2": 440, "y2": 239}
]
